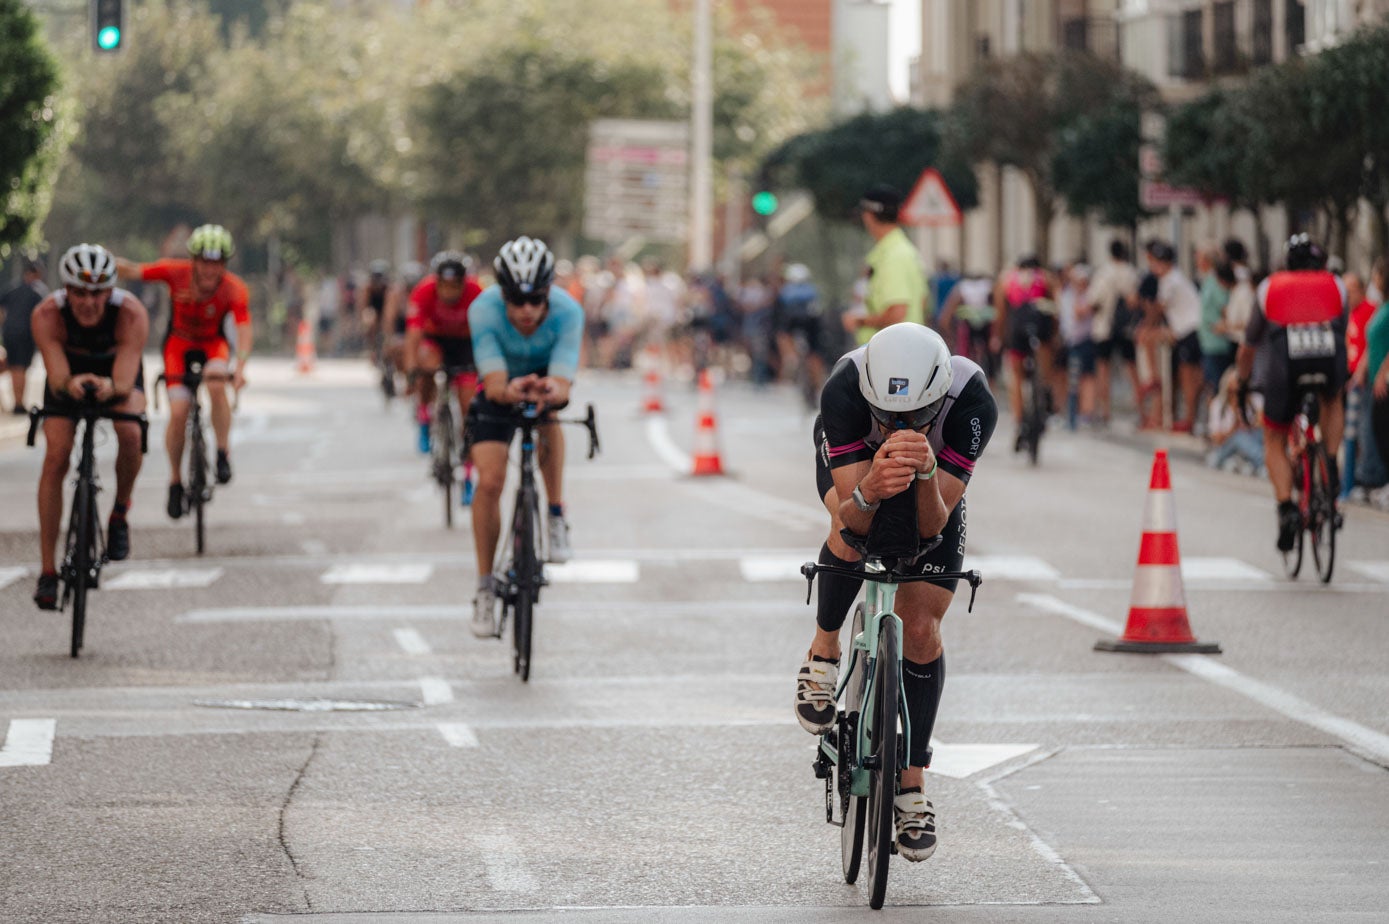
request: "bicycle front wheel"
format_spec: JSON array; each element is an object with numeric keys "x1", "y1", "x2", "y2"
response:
[
  {"x1": 511, "y1": 487, "x2": 538, "y2": 681},
  {"x1": 190, "y1": 422, "x2": 208, "y2": 556},
  {"x1": 433, "y1": 402, "x2": 455, "y2": 528},
  {"x1": 68, "y1": 477, "x2": 93, "y2": 658},
  {"x1": 840, "y1": 603, "x2": 868, "y2": 885},
  {"x1": 863, "y1": 621, "x2": 900, "y2": 910},
  {"x1": 1308, "y1": 444, "x2": 1336, "y2": 583}
]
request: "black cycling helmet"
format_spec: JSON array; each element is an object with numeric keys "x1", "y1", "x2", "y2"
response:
[
  {"x1": 430, "y1": 250, "x2": 470, "y2": 282},
  {"x1": 1285, "y1": 233, "x2": 1327, "y2": 271},
  {"x1": 858, "y1": 184, "x2": 903, "y2": 223},
  {"x1": 494, "y1": 236, "x2": 556, "y2": 303}
]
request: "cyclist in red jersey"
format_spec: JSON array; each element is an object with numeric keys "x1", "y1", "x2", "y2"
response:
[
  {"x1": 1235, "y1": 234, "x2": 1348, "y2": 551},
  {"x1": 404, "y1": 251, "x2": 483, "y2": 494},
  {"x1": 116, "y1": 224, "x2": 253, "y2": 519}
]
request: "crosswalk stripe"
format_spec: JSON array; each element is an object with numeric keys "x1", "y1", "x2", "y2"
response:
[
  {"x1": 419, "y1": 677, "x2": 453, "y2": 705},
  {"x1": 393, "y1": 628, "x2": 432, "y2": 655},
  {"x1": 437, "y1": 723, "x2": 478, "y2": 748},
  {"x1": 0, "y1": 567, "x2": 26, "y2": 592},
  {"x1": 1347, "y1": 561, "x2": 1389, "y2": 583},
  {"x1": 105, "y1": 568, "x2": 224, "y2": 590},
  {"x1": 322, "y1": 563, "x2": 433, "y2": 585},
  {"x1": 0, "y1": 719, "x2": 57, "y2": 768},
  {"x1": 1180, "y1": 557, "x2": 1272, "y2": 582},
  {"x1": 544, "y1": 560, "x2": 640, "y2": 583}
]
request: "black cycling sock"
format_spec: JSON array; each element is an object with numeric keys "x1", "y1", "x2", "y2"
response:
[
  {"x1": 903, "y1": 654, "x2": 945, "y2": 768},
  {"x1": 815, "y1": 542, "x2": 864, "y2": 634},
  {"x1": 111, "y1": 502, "x2": 129, "y2": 519},
  {"x1": 548, "y1": 503, "x2": 564, "y2": 518}
]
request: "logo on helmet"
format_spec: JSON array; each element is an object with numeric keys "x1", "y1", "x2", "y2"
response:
[{"x1": 888, "y1": 377, "x2": 909, "y2": 397}]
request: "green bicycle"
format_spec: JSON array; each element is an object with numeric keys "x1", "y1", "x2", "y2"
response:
[{"x1": 801, "y1": 555, "x2": 981, "y2": 910}]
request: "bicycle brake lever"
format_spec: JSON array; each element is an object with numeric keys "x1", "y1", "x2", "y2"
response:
[
  {"x1": 966, "y1": 571, "x2": 981, "y2": 612},
  {"x1": 802, "y1": 562, "x2": 817, "y2": 604}
]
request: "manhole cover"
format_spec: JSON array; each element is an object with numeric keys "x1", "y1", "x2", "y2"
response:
[{"x1": 193, "y1": 698, "x2": 418, "y2": 712}]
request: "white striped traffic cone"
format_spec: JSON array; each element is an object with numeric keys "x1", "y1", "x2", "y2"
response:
[
  {"x1": 1095, "y1": 449, "x2": 1221, "y2": 654},
  {"x1": 690, "y1": 369, "x2": 724, "y2": 476}
]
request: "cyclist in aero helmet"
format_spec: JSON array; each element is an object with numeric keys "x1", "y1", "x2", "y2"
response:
[
  {"x1": 30, "y1": 244, "x2": 151, "y2": 603},
  {"x1": 465, "y1": 236, "x2": 584, "y2": 639},
  {"x1": 116, "y1": 223, "x2": 253, "y2": 518},
  {"x1": 801, "y1": 322, "x2": 997, "y2": 863}
]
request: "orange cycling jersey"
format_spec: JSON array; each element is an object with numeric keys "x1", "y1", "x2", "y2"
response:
[{"x1": 140, "y1": 259, "x2": 251, "y2": 341}]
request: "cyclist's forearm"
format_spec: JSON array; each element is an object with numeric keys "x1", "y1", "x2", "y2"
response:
[{"x1": 235, "y1": 323, "x2": 254, "y2": 366}]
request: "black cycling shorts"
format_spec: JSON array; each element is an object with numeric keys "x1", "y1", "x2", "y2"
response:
[
  {"x1": 424, "y1": 335, "x2": 475, "y2": 375},
  {"x1": 466, "y1": 391, "x2": 569, "y2": 446},
  {"x1": 1006, "y1": 303, "x2": 1056, "y2": 356},
  {"x1": 44, "y1": 358, "x2": 145, "y2": 414}
]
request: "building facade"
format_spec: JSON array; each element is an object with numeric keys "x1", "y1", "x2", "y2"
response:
[{"x1": 914, "y1": 0, "x2": 1389, "y2": 273}]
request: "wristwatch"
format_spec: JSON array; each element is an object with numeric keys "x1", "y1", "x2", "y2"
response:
[{"x1": 851, "y1": 484, "x2": 880, "y2": 513}]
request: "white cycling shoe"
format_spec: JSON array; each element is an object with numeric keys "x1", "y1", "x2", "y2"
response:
[
  {"x1": 894, "y1": 789, "x2": 937, "y2": 861},
  {"x1": 794, "y1": 656, "x2": 839, "y2": 734}
]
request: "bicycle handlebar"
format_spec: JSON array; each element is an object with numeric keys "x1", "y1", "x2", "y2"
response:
[
  {"x1": 27, "y1": 402, "x2": 150, "y2": 454},
  {"x1": 800, "y1": 561, "x2": 983, "y2": 612},
  {"x1": 471, "y1": 401, "x2": 601, "y2": 460}
]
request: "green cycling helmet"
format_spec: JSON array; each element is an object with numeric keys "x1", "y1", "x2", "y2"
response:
[{"x1": 187, "y1": 224, "x2": 235, "y2": 261}]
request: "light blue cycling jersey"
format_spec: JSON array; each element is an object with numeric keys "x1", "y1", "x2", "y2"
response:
[{"x1": 468, "y1": 285, "x2": 584, "y2": 382}]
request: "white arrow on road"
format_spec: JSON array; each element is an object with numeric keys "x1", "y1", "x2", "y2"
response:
[
  {"x1": 930, "y1": 739, "x2": 1038, "y2": 779},
  {"x1": 0, "y1": 719, "x2": 57, "y2": 768}
]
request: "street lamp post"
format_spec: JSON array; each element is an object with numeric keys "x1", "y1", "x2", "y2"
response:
[{"x1": 689, "y1": 0, "x2": 714, "y2": 273}]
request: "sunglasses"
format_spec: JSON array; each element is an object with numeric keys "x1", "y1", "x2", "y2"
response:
[
  {"x1": 510, "y1": 292, "x2": 548, "y2": 307},
  {"x1": 67, "y1": 285, "x2": 107, "y2": 298}
]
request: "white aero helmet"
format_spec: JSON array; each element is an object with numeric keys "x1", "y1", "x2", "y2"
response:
[
  {"x1": 858, "y1": 323, "x2": 953, "y2": 430},
  {"x1": 494, "y1": 236, "x2": 555, "y2": 302},
  {"x1": 59, "y1": 244, "x2": 117, "y2": 290}
]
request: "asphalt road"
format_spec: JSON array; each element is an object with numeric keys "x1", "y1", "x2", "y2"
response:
[{"x1": 2, "y1": 358, "x2": 1387, "y2": 923}]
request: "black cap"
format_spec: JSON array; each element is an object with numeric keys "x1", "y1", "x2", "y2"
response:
[
  {"x1": 859, "y1": 184, "x2": 903, "y2": 221},
  {"x1": 1146, "y1": 240, "x2": 1176, "y2": 264}
]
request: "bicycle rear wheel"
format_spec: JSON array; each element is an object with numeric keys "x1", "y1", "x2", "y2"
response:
[
  {"x1": 1308, "y1": 444, "x2": 1336, "y2": 583},
  {"x1": 1027, "y1": 366, "x2": 1045, "y2": 467},
  {"x1": 511, "y1": 487, "x2": 538, "y2": 681},
  {"x1": 68, "y1": 478, "x2": 93, "y2": 658},
  {"x1": 840, "y1": 603, "x2": 868, "y2": 884},
  {"x1": 863, "y1": 620, "x2": 900, "y2": 910}
]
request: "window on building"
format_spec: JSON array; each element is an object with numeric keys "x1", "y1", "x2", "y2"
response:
[
  {"x1": 1061, "y1": 17, "x2": 1088, "y2": 51},
  {"x1": 1168, "y1": 8, "x2": 1206, "y2": 79},
  {"x1": 1213, "y1": 1, "x2": 1238, "y2": 72},
  {"x1": 1286, "y1": 0, "x2": 1305, "y2": 52},
  {"x1": 1253, "y1": 0, "x2": 1273, "y2": 64}
]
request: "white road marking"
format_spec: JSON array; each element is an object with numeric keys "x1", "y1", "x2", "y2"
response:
[
  {"x1": 178, "y1": 601, "x2": 800, "y2": 623},
  {"x1": 0, "y1": 719, "x2": 57, "y2": 768},
  {"x1": 979, "y1": 748, "x2": 1101, "y2": 904},
  {"x1": 393, "y1": 628, "x2": 432, "y2": 656},
  {"x1": 740, "y1": 556, "x2": 810, "y2": 582},
  {"x1": 474, "y1": 834, "x2": 539, "y2": 893},
  {"x1": 964, "y1": 555, "x2": 1061, "y2": 582},
  {"x1": 299, "y1": 539, "x2": 328, "y2": 556},
  {"x1": 321, "y1": 563, "x2": 433, "y2": 585},
  {"x1": 280, "y1": 512, "x2": 306, "y2": 526},
  {"x1": 1018, "y1": 593, "x2": 1389, "y2": 764},
  {"x1": 419, "y1": 677, "x2": 454, "y2": 705},
  {"x1": 644, "y1": 415, "x2": 692, "y2": 474},
  {"x1": 105, "y1": 568, "x2": 224, "y2": 590},
  {"x1": 1347, "y1": 560, "x2": 1389, "y2": 583},
  {"x1": 543, "y1": 560, "x2": 640, "y2": 583},
  {"x1": 1181, "y1": 557, "x2": 1272, "y2": 582},
  {"x1": 0, "y1": 567, "x2": 27, "y2": 592},
  {"x1": 929, "y1": 740, "x2": 1039, "y2": 779},
  {"x1": 437, "y1": 723, "x2": 478, "y2": 748}
]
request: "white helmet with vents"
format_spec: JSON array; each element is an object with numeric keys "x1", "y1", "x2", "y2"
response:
[
  {"x1": 493, "y1": 236, "x2": 555, "y2": 302},
  {"x1": 59, "y1": 244, "x2": 117, "y2": 290}
]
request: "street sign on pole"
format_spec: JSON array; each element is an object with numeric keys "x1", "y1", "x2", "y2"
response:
[
  {"x1": 583, "y1": 119, "x2": 690, "y2": 245},
  {"x1": 901, "y1": 168, "x2": 962, "y2": 227}
]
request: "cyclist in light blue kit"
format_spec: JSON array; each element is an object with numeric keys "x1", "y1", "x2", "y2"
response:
[{"x1": 467, "y1": 236, "x2": 584, "y2": 638}]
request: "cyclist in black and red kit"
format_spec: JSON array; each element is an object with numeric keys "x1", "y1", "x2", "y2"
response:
[
  {"x1": 795, "y1": 322, "x2": 997, "y2": 864},
  {"x1": 1235, "y1": 234, "x2": 1348, "y2": 551}
]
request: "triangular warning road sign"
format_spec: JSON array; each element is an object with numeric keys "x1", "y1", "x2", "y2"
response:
[{"x1": 902, "y1": 167, "x2": 962, "y2": 227}]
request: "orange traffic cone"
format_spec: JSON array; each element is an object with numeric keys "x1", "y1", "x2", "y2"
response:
[
  {"x1": 1095, "y1": 450, "x2": 1221, "y2": 654},
  {"x1": 295, "y1": 320, "x2": 316, "y2": 374},
  {"x1": 642, "y1": 367, "x2": 665, "y2": 413},
  {"x1": 690, "y1": 369, "x2": 724, "y2": 476}
]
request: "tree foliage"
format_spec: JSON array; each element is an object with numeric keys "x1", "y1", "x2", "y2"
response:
[
  {"x1": 761, "y1": 107, "x2": 978, "y2": 223},
  {"x1": 946, "y1": 51, "x2": 1156, "y2": 256},
  {"x1": 0, "y1": 0, "x2": 64, "y2": 256},
  {"x1": 39, "y1": 0, "x2": 818, "y2": 268}
]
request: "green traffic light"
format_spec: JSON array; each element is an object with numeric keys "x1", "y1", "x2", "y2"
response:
[
  {"x1": 752, "y1": 190, "x2": 778, "y2": 216},
  {"x1": 97, "y1": 26, "x2": 122, "y2": 50}
]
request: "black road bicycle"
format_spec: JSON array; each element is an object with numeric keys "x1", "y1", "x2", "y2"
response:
[
  {"x1": 425, "y1": 366, "x2": 472, "y2": 529},
  {"x1": 1283, "y1": 390, "x2": 1340, "y2": 582},
  {"x1": 1016, "y1": 325, "x2": 1047, "y2": 467},
  {"x1": 472, "y1": 401, "x2": 599, "y2": 682},
  {"x1": 27, "y1": 388, "x2": 148, "y2": 658},
  {"x1": 155, "y1": 349, "x2": 221, "y2": 555}
]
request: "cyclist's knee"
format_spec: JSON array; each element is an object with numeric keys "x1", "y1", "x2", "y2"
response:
[
  {"x1": 825, "y1": 528, "x2": 861, "y2": 563},
  {"x1": 41, "y1": 447, "x2": 71, "y2": 479}
]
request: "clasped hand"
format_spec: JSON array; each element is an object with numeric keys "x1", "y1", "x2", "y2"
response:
[{"x1": 861, "y1": 430, "x2": 935, "y2": 501}]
